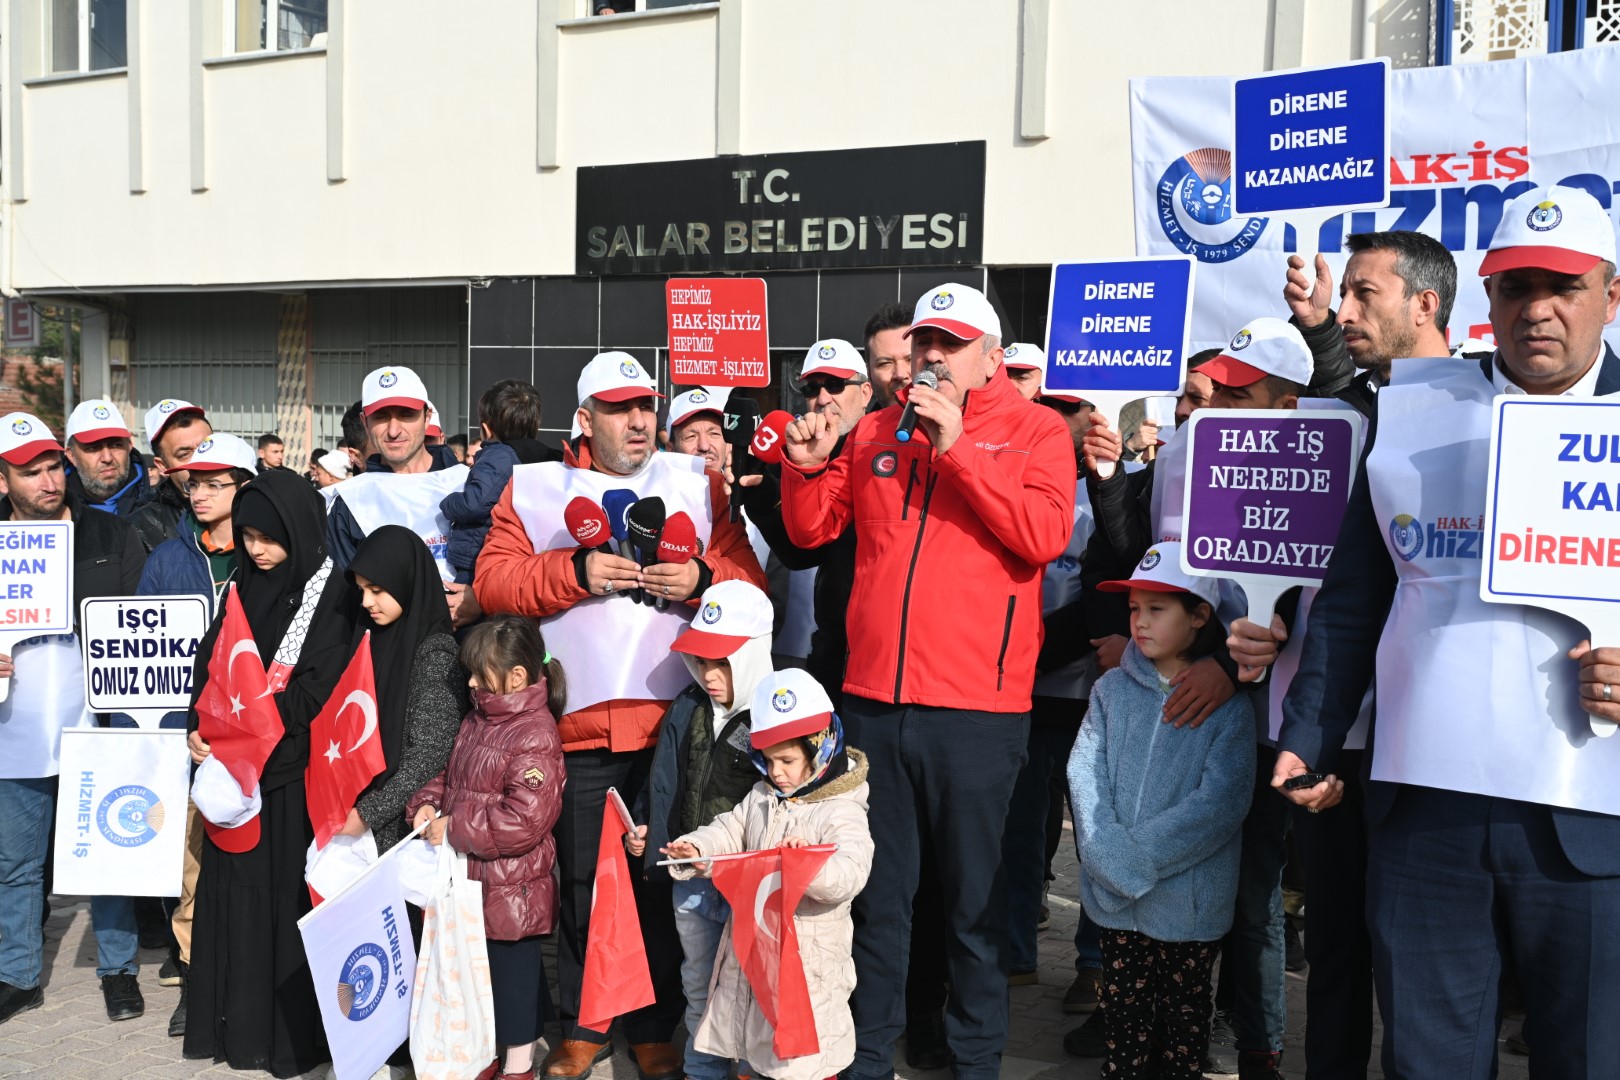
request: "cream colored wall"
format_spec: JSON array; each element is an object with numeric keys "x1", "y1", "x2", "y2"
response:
[{"x1": 2, "y1": 0, "x2": 1412, "y2": 292}]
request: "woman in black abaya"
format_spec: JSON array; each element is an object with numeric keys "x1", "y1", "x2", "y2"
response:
[{"x1": 183, "y1": 470, "x2": 358, "y2": 1077}]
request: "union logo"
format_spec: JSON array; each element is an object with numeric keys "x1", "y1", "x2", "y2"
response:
[
  {"x1": 336, "y1": 943, "x2": 390, "y2": 1022},
  {"x1": 1140, "y1": 549, "x2": 1162, "y2": 571},
  {"x1": 10, "y1": 419, "x2": 30, "y2": 436},
  {"x1": 1230, "y1": 328, "x2": 1253, "y2": 351},
  {"x1": 771, "y1": 688, "x2": 798, "y2": 713},
  {"x1": 618, "y1": 360, "x2": 640, "y2": 378},
  {"x1": 92, "y1": 405, "x2": 111, "y2": 420},
  {"x1": 1155, "y1": 147, "x2": 1269, "y2": 263},
  {"x1": 96, "y1": 785, "x2": 164, "y2": 849},
  {"x1": 1388, "y1": 514, "x2": 1424, "y2": 562},
  {"x1": 378, "y1": 371, "x2": 398, "y2": 388},
  {"x1": 1527, "y1": 200, "x2": 1562, "y2": 232},
  {"x1": 930, "y1": 291, "x2": 954, "y2": 311},
  {"x1": 817, "y1": 344, "x2": 836, "y2": 360},
  {"x1": 701, "y1": 601, "x2": 722, "y2": 625}
]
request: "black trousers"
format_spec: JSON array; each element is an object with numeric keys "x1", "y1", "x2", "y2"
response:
[
  {"x1": 1294, "y1": 750, "x2": 1373, "y2": 1080},
  {"x1": 1098, "y1": 930, "x2": 1218, "y2": 1079},
  {"x1": 843, "y1": 697, "x2": 1028, "y2": 1080},
  {"x1": 554, "y1": 747, "x2": 683, "y2": 1043}
]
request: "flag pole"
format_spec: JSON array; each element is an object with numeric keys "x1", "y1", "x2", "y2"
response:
[{"x1": 656, "y1": 844, "x2": 837, "y2": 867}]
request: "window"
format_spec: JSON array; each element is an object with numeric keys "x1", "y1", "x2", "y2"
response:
[
  {"x1": 225, "y1": 0, "x2": 328, "y2": 54},
  {"x1": 1435, "y1": 0, "x2": 1620, "y2": 64},
  {"x1": 48, "y1": 0, "x2": 126, "y2": 74},
  {"x1": 579, "y1": 0, "x2": 711, "y2": 17}
]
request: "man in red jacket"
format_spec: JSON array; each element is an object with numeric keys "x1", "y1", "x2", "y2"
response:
[
  {"x1": 781, "y1": 283, "x2": 1077, "y2": 1080},
  {"x1": 475, "y1": 352, "x2": 764, "y2": 1080}
]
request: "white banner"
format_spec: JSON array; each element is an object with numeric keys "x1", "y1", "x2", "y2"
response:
[
  {"x1": 52, "y1": 729, "x2": 189, "y2": 896},
  {"x1": 1132, "y1": 44, "x2": 1620, "y2": 354},
  {"x1": 299, "y1": 848, "x2": 417, "y2": 1080}
]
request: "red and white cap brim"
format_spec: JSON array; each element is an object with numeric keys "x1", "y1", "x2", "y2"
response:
[
  {"x1": 671, "y1": 627, "x2": 750, "y2": 659},
  {"x1": 0, "y1": 439, "x2": 63, "y2": 465},
  {"x1": 1197, "y1": 355, "x2": 1268, "y2": 388},
  {"x1": 1479, "y1": 245, "x2": 1603, "y2": 277},
  {"x1": 750, "y1": 710, "x2": 833, "y2": 749},
  {"x1": 362, "y1": 395, "x2": 428, "y2": 416},
  {"x1": 905, "y1": 317, "x2": 989, "y2": 341}
]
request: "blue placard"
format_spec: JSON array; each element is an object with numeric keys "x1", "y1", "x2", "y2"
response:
[
  {"x1": 1043, "y1": 258, "x2": 1193, "y2": 396},
  {"x1": 1232, "y1": 60, "x2": 1389, "y2": 216}
]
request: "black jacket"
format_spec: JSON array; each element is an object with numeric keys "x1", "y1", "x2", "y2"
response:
[
  {"x1": 1279, "y1": 347, "x2": 1620, "y2": 873},
  {"x1": 65, "y1": 451, "x2": 160, "y2": 520},
  {"x1": 637, "y1": 684, "x2": 756, "y2": 879},
  {"x1": 129, "y1": 478, "x2": 190, "y2": 554}
]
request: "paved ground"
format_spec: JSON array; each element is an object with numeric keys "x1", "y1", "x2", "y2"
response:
[{"x1": 0, "y1": 816, "x2": 1531, "y2": 1079}]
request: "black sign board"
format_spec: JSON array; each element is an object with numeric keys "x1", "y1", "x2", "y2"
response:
[{"x1": 576, "y1": 141, "x2": 985, "y2": 275}]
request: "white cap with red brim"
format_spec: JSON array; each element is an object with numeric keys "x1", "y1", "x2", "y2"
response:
[
  {"x1": 800, "y1": 339, "x2": 867, "y2": 381},
  {"x1": 65, "y1": 400, "x2": 131, "y2": 445},
  {"x1": 671, "y1": 580, "x2": 773, "y2": 659},
  {"x1": 0, "y1": 412, "x2": 64, "y2": 466},
  {"x1": 904, "y1": 283, "x2": 1002, "y2": 341},
  {"x1": 1196, "y1": 317, "x2": 1313, "y2": 389},
  {"x1": 191, "y1": 755, "x2": 263, "y2": 854},
  {"x1": 361, "y1": 366, "x2": 431, "y2": 416},
  {"x1": 667, "y1": 387, "x2": 732, "y2": 433},
  {"x1": 1480, "y1": 184, "x2": 1618, "y2": 277},
  {"x1": 185, "y1": 433, "x2": 259, "y2": 475},
  {"x1": 1096, "y1": 540, "x2": 1221, "y2": 608},
  {"x1": 425, "y1": 402, "x2": 443, "y2": 438},
  {"x1": 577, "y1": 351, "x2": 664, "y2": 406},
  {"x1": 1002, "y1": 342, "x2": 1048, "y2": 373},
  {"x1": 748, "y1": 667, "x2": 837, "y2": 750},
  {"x1": 144, "y1": 399, "x2": 207, "y2": 446}
]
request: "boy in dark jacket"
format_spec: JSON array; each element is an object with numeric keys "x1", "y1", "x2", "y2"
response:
[
  {"x1": 441, "y1": 380, "x2": 559, "y2": 580},
  {"x1": 628, "y1": 580, "x2": 774, "y2": 1080}
]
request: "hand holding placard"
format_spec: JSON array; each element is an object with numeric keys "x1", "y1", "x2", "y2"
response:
[{"x1": 1480, "y1": 398, "x2": 1620, "y2": 737}]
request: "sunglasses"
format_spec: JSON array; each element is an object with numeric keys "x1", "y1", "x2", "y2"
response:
[{"x1": 796, "y1": 375, "x2": 855, "y2": 397}]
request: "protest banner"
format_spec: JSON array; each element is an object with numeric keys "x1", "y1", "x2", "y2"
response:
[
  {"x1": 80, "y1": 595, "x2": 210, "y2": 727},
  {"x1": 1481, "y1": 397, "x2": 1620, "y2": 736},
  {"x1": 52, "y1": 728, "x2": 189, "y2": 896},
  {"x1": 1180, "y1": 407, "x2": 1362, "y2": 626},
  {"x1": 1044, "y1": 257, "x2": 1193, "y2": 474},
  {"x1": 299, "y1": 836, "x2": 418, "y2": 1080},
  {"x1": 666, "y1": 277, "x2": 771, "y2": 387},
  {"x1": 0, "y1": 520, "x2": 73, "y2": 703},
  {"x1": 1232, "y1": 59, "x2": 1389, "y2": 217},
  {"x1": 1132, "y1": 46, "x2": 1620, "y2": 354}
]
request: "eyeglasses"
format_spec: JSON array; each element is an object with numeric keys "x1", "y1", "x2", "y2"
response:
[
  {"x1": 184, "y1": 478, "x2": 239, "y2": 496},
  {"x1": 797, "y1": 375, "x2": 853, "y2": 397}
]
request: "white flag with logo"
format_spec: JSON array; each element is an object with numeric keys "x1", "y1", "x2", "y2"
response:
[
  {"x1": 299, "y1": 846, "x2": 417, "y2": 1080},
  {"x1": 52, "y1": 728, "x2": 189, "y2": 896}
]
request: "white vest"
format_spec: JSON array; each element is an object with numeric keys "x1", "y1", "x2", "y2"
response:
[
  {"x1": 511, "y1": 452, "x2": 713, "y2": 712},
  {"x1": 1035, "y1": 479, "x2": 1099, "y2": 700},
  {"x1": 1367, "y1": 357, "x2": 1620, "y2": 814},
  {"x1": 335, "y1": 465, "x2": 470, "y2": 582}
]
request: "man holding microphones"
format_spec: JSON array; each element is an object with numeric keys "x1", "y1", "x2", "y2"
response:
[
  {"x1": 780, "y1": 284, "x2": 1077, "y2": 1080},
  {"x1": 474, "y1": 352, "x2": 765, "y2": 1080}
]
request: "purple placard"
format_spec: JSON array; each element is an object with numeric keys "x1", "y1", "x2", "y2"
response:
[{"x1": 1180, "y1": 409, "x2": 1360, "y2": 587}]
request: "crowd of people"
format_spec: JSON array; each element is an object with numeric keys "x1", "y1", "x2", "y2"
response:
[{"x1": 0, "y1": 182, "x2": 1616, "y2": 1080}]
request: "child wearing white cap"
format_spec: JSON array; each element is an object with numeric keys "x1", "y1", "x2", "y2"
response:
[
  {"x1": 661, "y1": 667, "x2": 873, "y2": 1080},
  {"x1": 1067, "y1": 541, "x2": 1256, "y2": 1077},
  {"x1": 626, "y1": 581, "x2": 776, "y2": 1080}
]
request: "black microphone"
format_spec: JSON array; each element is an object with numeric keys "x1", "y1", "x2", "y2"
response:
[
  {"x1": 723, "y1": 396, "x2": 762, "y2": 521},
  {"x1": 895, "y1": 369, "x2": 939, "y2": 443},
  {"x1": 625, "y1": 496, "x2": 667, "y2": 606}
]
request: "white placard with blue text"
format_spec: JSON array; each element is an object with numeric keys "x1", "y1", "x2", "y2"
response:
[
  {"x1": 52, "y1": 729, "x2": 190, "y2": 896},
  {"x1": 1043, "y1": 257, "x2": 1193, "y2": 417},
  {"x1": 81, "y1": 595, "x2": 210, "y2": 723},
  {"x1": 1232, "y1": 59, "x2": 1390, "y2": 217}
]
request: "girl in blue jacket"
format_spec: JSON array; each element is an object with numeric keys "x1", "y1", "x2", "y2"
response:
[{"x1": 1069, "y1": 541, "x2": 1255, "y2": 1079}]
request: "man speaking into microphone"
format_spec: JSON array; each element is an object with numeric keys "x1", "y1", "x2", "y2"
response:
[
  {"x1": 780, "y1": 284, "x2": 1077, "y2": 1080},
  {"x1": 474, "y1": 352, "x2": 764, "y2": 1080}
]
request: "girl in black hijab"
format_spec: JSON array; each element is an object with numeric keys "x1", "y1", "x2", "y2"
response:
[
  {"x1": 184, "y1": 470, "x2": 358, "y2": 1077},
  {"x1": 333, "y1": 524, "x2": 469, "y2": 852}
]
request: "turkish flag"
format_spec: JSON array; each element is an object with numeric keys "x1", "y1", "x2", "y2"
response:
[
  {"x1": 195, "y1": 584, "x2": 282, "y2": 795},
  {"x1": 578, "y1": 801, "x2": 655, "y2": 1034},
  {"x1": 709, "y1": 845, "x2": 835, "y2": 1059},
  {"x1": 304, "y1": 632, "x2": 385, "y2": 849}
]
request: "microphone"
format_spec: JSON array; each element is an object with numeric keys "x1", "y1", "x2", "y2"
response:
[
  {"x1": 750, "y1": 410, "x2": 792, "y2": 466},
  {"x1": 602, "y1": 488, "x2": 638, "y2": 561},
  {"x1": 625, "y1": 496, "x2": 667, "y2": 606},
  {"x1": 895, "y1": 370, "x2": 938, "y2": 443},
  {"x1": 654, "y1": 511, "x2": 698, "y2": 611},
  {"x1": 564, "y1": 496, "x2": 613, "y2": 554},
  {"x1": 723, "y1": 396, "x2": 762, "y2": 520}
]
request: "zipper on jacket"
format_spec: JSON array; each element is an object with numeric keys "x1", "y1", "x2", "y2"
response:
[
  {"x1": 892, "y1": 470, "x2": 939, "y2": 703},
  {"x1": 996, "y1": 595, "x2": 1016, "y2": 692},
  {"x1": 901, "y1": 458, "x2": 919, "y2": 520}
]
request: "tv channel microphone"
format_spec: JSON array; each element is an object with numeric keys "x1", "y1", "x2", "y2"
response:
[
  {"x1": 723, "y1": 396, "x2": 762, "y2": 520},
  {"x1": 601, "y1": 488, "x2": 638, "y2": 562},
  {"x1": 625, "y1": 496, "x2": 667, "y2": 606},
  {"x1": 895, "y1": 369, "x2": 939, "y2": 443},
  {"x1": 653, "y1": 511, "x2": 698, "y2": 611},
  {"x1": 563, "y1": 496, "x2": 613, "y2": 554},
  {"x1": 750, "y1": 410, "x2": 793, "y2": 466}
]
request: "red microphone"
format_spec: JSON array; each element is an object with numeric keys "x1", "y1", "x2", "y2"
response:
[
  {"x1": 564, "y1": 496, "x2": 612, "y2": 554},
  {"x1": 750, "y1": 409, "x2": 793, "y2": 465},
  {"x1": 655, "y1": 512, "x2": 698, "y2": 611}
]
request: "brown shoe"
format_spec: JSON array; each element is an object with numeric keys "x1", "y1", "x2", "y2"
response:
[
  {"x1": 628, "y1": 1041, "x2": 682, "y2": 1080},
  {"x1": 1063, "y1": 968, "x2": 1102, "y2": 1014},
  {"x1": 540, "y1": 1038, "x2": 612, "y2": 1080}
]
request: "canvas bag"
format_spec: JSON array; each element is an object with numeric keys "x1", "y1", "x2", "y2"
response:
[{"x1": 409, "y1": 840, "x2": 496, "y2": 1080}]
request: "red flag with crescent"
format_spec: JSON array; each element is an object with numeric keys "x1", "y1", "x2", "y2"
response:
[
  {"x1": 578, "y1": 801, "x2": 655, "y2": 1034},
  {"x1": 709, "y1": 844, "x2": 835, "y2": 1059},
  {"x1": 195, "y1": 583, "x2": 282, "y2": 796},
  {"x1": 305, "y1": 632, "x2": 384, "y2": 849}
]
